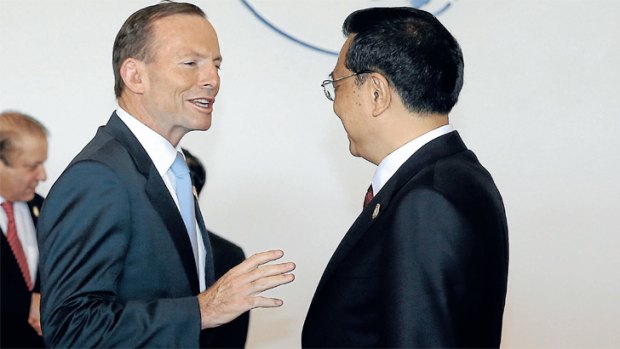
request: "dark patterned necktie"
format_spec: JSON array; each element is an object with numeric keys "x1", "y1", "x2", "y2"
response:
[
  {"x1": 2, "y1": 201, "x2": 33, "y2": 290},
  {"x1": 363, "y1": 185, "x2": 374, "y2": 209}
]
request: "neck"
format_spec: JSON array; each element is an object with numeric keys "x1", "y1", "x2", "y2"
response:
[
  {"x1": 370, "y1": 112, "x2": 449, "y2": 165},
  {"x1": 117, "y1": 96, "x2": 184, "y2": 147}
]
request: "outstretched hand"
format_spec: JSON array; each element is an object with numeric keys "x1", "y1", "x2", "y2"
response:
[{"x1": 197, "y1": 249, "x2": 296, "y2": 329}]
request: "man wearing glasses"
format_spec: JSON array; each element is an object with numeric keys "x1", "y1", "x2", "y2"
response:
[{"x1": 303, "y1": 7, "x2": 509, "y2": 348}]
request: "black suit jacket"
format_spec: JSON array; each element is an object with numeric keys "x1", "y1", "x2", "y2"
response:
[
  {"x1": 204, "y1": 231, "x2": 249, "y2": 348},
  {"x1": 38, "y1": 113, "x2": 215, "y2": 348},
  {"x1": 1, "y1": 194, "x2": 45, "y2": 348},
  {"x1": 302, "y1": 132, "x2": 509, "y2": 348}
]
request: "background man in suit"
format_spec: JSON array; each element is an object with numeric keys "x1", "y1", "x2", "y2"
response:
[
  {"x1": 37, "y1": 2, "x2": 295, "y2": 348},
  {"x1": 303, "y1": 7, "x2": 509, "y2": 348},
  {"x1": 0, "y1": 111, "x2": 48, "y2": 348},
  {"x1": 183, "y1": 147, "x2": 249, "y2": 348}
]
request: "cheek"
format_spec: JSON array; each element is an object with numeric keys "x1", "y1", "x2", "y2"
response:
[
  {"x1": 20, "y1": 170, "x2": 37, "y2": 184},
  {"x1": 27, "y1": 172, "x2": 38, "y2": 183},
  {"x1": 175, "y1": 69, "x2": 200, "y2": 89},
  {"x1": 333, "y1": 97, "x2": 348, "y2": 121},
  {"x1": 151, "y1": 71, "x2": 191, "y2": 96}
]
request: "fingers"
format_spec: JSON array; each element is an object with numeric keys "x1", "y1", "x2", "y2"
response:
[
  {"x1": 227, "y1": 250, "x2": 296, "y2": 286},
  {"x1": 250, "y1": 272, "x2": 295, "y2": 294},
  {"x1": 216, "y1": 249, "x2": 295, "y2": 296},
  {"x1": 235, "y1": 249, "x2": 286, "y2": 274},
  {"x1": 198, "y1": 249, "x2": 296, "y2": 329},
  {"x1": 252, "y1": 260, "x2": 296, "y2": 279},
  {"x1": 250, "y1": 295, "x2": 286, "y2": 308},
  {"x1": 28, "y1": 317, "x2": 43, "y2": 336}
]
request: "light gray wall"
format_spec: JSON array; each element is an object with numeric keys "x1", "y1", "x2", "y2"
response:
[{"x1": 1, "y1": 1, "x2": 619, "y2": 347}]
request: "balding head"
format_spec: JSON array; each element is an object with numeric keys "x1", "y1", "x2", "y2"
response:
[{"x1": 0, "y1": 111, "x2": 48, "y2": 202}]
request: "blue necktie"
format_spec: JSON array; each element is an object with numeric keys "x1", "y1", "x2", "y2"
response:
[{"x1": 171, "y1": 152, "x2": 199, "y2": 266}]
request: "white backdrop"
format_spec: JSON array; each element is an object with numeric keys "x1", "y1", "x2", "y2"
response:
[{"x1": 1, "y1": 1, "x2": 619, "y2": 347}]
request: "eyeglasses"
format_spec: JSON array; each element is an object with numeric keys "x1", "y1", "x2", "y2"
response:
[{"x1": 321, "y1": 72, "x2": 368, "y2": 101}]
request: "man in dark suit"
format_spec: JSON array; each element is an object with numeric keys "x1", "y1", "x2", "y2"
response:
[
  {"x1": 0, "y1": 111, "x2": 48, "y2": 348},
  {"x1": 183, "y1": 148, "x2": 249, "y2": 348},
  {"x1": 37, "y1": 3, "x2": 295, "y2": 348},
  {"x1": 303, "y1": 7, "x2": 509, "y2": 348}
]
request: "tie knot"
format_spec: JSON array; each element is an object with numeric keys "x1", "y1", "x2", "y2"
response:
[
  {"x1": 170, "y1": 152, "x2": 190, "y2": 178},
  {"x1": 1, "y1": 201, "x2": 14, "y2": 215}
]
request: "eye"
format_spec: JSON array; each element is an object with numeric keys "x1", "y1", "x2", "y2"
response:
[
  {"x1": 182, "y1": 61, "x2": 196, "y2": 66},
  {"x1": 24, "y1": 163, "x2": 38, "y2": 171}
]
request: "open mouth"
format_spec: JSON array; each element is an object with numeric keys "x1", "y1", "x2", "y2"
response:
[{"x1": 189, "y1": 98, "x2": 213, "y2": 108}]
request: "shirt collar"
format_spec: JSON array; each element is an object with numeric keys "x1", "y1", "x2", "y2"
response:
[
  {"x1": 115, "y1": 107, "x2": 181, "y2": 177},
  {"x1": 372, "y1": 124, "x2": 455, "y2": 194}
]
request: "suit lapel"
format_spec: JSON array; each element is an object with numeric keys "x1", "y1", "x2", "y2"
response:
[
  {"x1": 194, "y1": 198, "x2": 215, "y2": 285},
  {"x1": 313, "y1": 131, "x2": 468, "y2": 296},
  {"x1": 27, "y1": 194, "x2": 43, "y2": 225},
  {"x1": 103, "y1": 113, "x2": 201, "y2": 293}
]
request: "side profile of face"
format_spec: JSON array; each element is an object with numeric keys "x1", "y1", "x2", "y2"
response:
[
  {"x1": 136, "y1": 14, "x2": 222, "y2": 144},
  {"x1": 332, "y1": 36, "x2": 375, "y2": 160},
  {"x1": 0, "y1": 134, "x2": 48, "y2": 202}
]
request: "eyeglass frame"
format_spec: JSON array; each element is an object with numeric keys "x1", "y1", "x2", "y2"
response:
[{"x1": 321, "y1": 71, "x2": 372, "y2": 101}]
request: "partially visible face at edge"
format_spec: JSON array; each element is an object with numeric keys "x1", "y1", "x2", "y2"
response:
[{"x1": 0, "y1": 134, "x2": 48, "y2": 202}]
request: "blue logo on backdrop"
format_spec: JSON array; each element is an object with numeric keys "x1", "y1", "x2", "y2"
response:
[{"x1": 240, "y1": 0, "x2": 458, "y2": 56}]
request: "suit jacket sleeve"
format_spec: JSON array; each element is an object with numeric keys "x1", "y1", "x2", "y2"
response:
[
  {"x1": 383, "y1": 188, "x2": 479, "y2": 348},
  {"x1": 38, "y1": 161, "x2": 201, "y2": 348}
]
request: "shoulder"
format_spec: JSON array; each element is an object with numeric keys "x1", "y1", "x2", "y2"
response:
[
  {"x1": 395, "y1": 148, "x2": 499, "y2": 209},
  {"x1": 73, "y1": 133, "x2": 135, "y2": 170},
  {"x1": 43, "y1": 160, "x2": 132, "y2": 221},
  {"x1": 56, "y1": 136, "x2": 141, "y2": 191},
  {"x1": 433, "y1": 150, "x2": 504, "y2": 210}
]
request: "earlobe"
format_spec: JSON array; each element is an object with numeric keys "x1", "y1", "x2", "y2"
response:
[{"x1": 120, "y1": 58, "x2": 145, "y2": 94}]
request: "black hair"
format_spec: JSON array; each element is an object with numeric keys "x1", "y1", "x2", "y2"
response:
[{"x1": 343, "y1": 7, "x2": 464, "y2": 114}]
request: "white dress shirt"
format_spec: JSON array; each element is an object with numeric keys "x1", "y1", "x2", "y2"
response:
[
  {"x1": 371, "y1": 124, "x2": 455, "y2": 195},
  {"x1": 1, "y1": 196, "x2": 39, "y2": 283},
  {"x1": 116, "y1": 107, "x2": 207, "y2": 291}
]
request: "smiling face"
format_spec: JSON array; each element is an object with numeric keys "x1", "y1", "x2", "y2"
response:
[
  {"x1": 134, "y1": 14, "x2": 222, "y2": 145},
  {"x1": 0, "y1": 134, "x2": 47, "y2": 202}
]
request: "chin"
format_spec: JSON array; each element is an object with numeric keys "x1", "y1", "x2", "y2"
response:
[
  {"x1": 20, "y1": 192, "x2": 36, "y2": 202},
  {"x1": 348, "y1": 143, "x2": 360, "y2": 158},
  {"x1": 193, "y1": 116, "x2": 212, "y2": 131},
  {"x1": 198, "y1": 121, "x2": 212, "y2": 131}
]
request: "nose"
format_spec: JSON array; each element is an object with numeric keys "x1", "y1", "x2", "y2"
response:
[
  {"x1": 200, "y1": 63, "x2": 220, "y2": 93},
  {"x1": 37, "y1": 165, "x2": 47, "y2": 182}
]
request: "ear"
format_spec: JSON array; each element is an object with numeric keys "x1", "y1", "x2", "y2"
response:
[
  {"x1": 120, "y1": 58, "x2": 146, "y2": 94},
  {"x1": 368, "y1": 73, "x2": 391, "y2": 117}
]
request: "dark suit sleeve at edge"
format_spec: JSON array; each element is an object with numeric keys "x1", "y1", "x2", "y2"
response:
[
  {"x1": 383, "y1": 188, "x2": 476, "y2": 348},
  {"x1": 38, "y1": 161, "x2": 200, "y2": 348}
]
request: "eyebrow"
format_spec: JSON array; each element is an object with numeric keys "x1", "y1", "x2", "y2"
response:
[
  {"x1": 178, "y1": 50, "x2": 223, "y2": 63},
  {"x1": 329, "y1": 72, "x2": 334, "y2": 79}
]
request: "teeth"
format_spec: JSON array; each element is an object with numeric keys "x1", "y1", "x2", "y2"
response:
[{"x1": 193, "y1": 98, "x2": 210, "y2": 107}]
